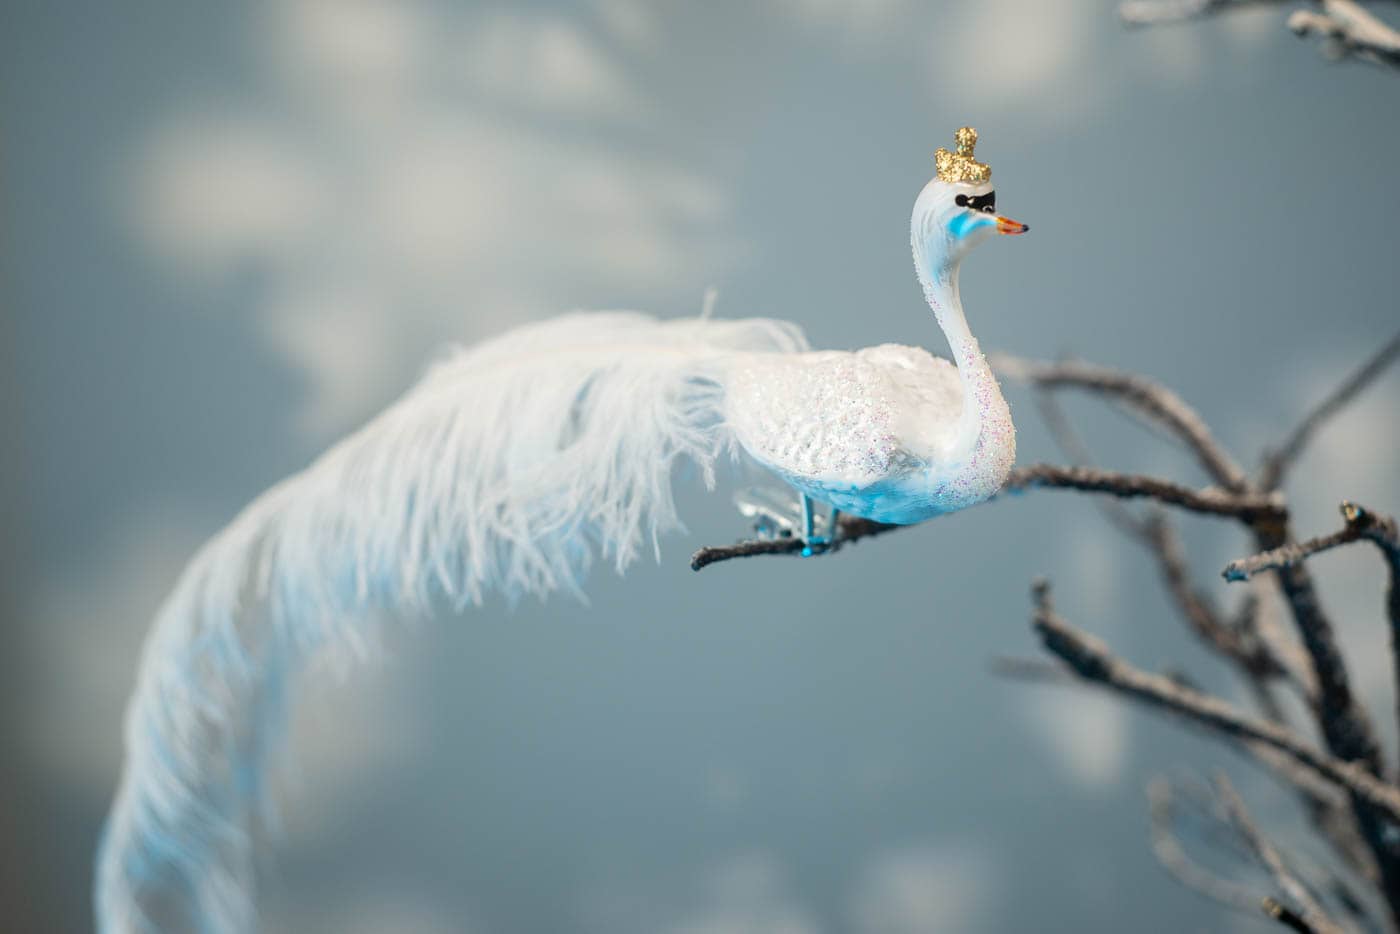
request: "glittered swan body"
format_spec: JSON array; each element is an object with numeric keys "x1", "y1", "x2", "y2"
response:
[{"x1": 724, "y1": 342, "x2": 1004, "y2": 524}]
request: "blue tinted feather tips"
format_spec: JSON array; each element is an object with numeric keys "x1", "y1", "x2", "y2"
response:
[{"x1": 96, "y1": 311, "x2": 808, "y2": 933}]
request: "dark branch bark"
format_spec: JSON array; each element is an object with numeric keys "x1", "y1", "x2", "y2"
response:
[
  {"x1": 1227, "y1": 526, "x2": 1369, "y2": 581},
  {"x1": 1226, "y1": 502, "x2": 1400, "y2": 583},
  {"x1": 1263, "y1": 897, "x2": 1323, "y2": 934}
]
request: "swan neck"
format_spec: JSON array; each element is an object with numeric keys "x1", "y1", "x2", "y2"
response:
[
  {"x1": 922, "y1": 264, "x2": 975, "y2": 361},
  {"x1": 920, "y1": 262, "x2": 993, "y2": 459}
]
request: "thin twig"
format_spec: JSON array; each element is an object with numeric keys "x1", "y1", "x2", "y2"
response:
[
  {"x1": 1028, "y1": 580, "x2": 1400, "y2": 823},
  {"x1": 1227, "y1": 528, "x2": 1367, "y2": 581},
  {"x1": 1142, "y1": 513, "x2": 1284, "y2": 677},
  {"x1": 1225, "y1": 502, "x2": 1400, "y2": 582},
  {"x1": 1146, "y1": 776, "x2": 1269, "y2": 916},
  {"x1": 1004, "y1": 464, "x2": 1282, "y2": 521},
  {"x1": 689, "y1": 514, "x2": 898, "y2": 571},
  {"x1": 1031, "y1": 387, "x2": 1154, "y2": 539},
  {"x1": 1234, "y1": 587, "x2": 1320, "y2": 705},
  {"x1": 995, "y1": 354, "x2": 1250, "y2": 491},
  {"x1": 1259, "y1": 330, "x2": 1400, "y2": 490},
  {"x1": 1215, "y1": 773, "x2": 1343, "y2": 934},
  {"x1": 1289, "y1": 1, "x2": 1400, "y2": 69}
]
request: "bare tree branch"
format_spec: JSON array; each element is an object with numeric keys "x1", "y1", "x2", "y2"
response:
[
  {"x1": 1028, "y1": 579, "x2": 1400, "y2": 822},
  {"x1": 1005, "y1": 464, "x2": 1282, "y2": 520},
  {"x1": 1119, "y1": 0, "x2": 1400, "y2": 70},
  {"x1": 998, "y1": 349, "x2": 1383, "y2": 789},
  {"x1": 1215, "y1": 773, "x2": 1344, "y2": 934},
  {"x1": 1259, "y1": 330, "x2": 1400, "y2": 490},
  {"x1": 1225, "y1": 502, "x2": 1400, "y2": 583},
  {"x1": 1026, "y1": 388, "x2": 1318, "y2": 698},
  {"x1": 1288, "y1": 1, "x2": 1400, "y2": 69},
  {"x1": 1228, "y1": 525, "x2": 1370, "y2": 582},
  {"x1": 994, "y1": 354, "x2": 1250, "y2": 491}
]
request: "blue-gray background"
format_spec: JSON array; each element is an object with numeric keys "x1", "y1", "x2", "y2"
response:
[{"x1": 4, "y1": 1, "x2": 1399, "y2": 931}]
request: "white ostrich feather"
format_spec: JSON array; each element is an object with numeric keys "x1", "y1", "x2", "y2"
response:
[{"x1": 95, "y1": 311, "x2": 808, "y2": 934}]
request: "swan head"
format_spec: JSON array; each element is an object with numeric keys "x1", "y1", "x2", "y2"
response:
[{"x1": 912, "y1": 127, "x2": 1027, "y2": 274}]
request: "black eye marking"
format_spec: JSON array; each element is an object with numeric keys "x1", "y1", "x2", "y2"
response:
[{"x1": 957, "y1": 190, "x2": 996, "y2": 214}]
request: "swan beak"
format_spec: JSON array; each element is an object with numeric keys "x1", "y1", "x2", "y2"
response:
[{"x1": 995, "y1": 215, "x2": 1029, "y2": 235}]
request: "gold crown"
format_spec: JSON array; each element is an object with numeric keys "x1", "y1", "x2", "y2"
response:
[{"x1": 934, "y1": 126, "x2": 990, "y2": 185}]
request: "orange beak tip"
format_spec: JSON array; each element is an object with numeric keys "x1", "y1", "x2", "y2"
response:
[{"x1": 995, "y1": 216, "x2": 1029, "y2": 235}]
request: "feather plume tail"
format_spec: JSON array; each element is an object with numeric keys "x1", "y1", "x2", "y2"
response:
[{"x1": 95, "y1": 311, "x2": 808, "y2": 933}]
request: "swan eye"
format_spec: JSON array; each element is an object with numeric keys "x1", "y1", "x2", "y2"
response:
[{"x1": 957, "y1": 191, "x2": 996, "y2": 214}]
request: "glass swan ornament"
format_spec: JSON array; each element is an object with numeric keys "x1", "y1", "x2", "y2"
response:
[
  {"x1": 96, "y1": 127, "x2": 1027, "y2": 934},
  {"x1": 728, "y1": 125, "x2": 1025, "y2": 551}
]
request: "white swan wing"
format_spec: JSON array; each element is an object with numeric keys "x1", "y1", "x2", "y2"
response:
[
  {"x1": 723, "y1": 344, "x2": 962, "y2": 487},
  {"x1": 853, "y1": 343, "x2": 964, "y2": 458}
]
